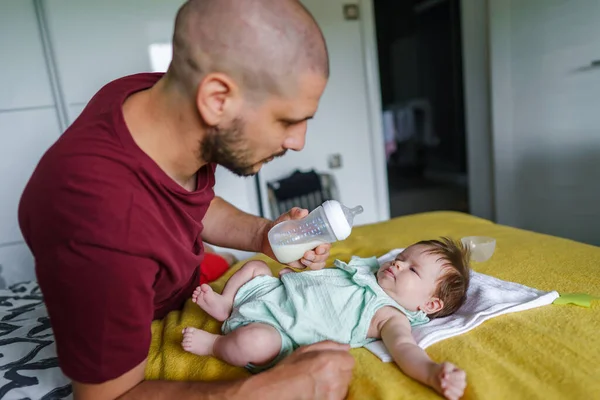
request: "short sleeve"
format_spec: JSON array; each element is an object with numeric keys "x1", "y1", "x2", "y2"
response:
[
  {"x1": 38, "y1": 240, "x2": 158, "y2": 384},
  {"x1": 332, "y1": 256, "x2": 381, "y2": 276},
  {"x1": 350, "y1": 256, "x2": 382, "y2": 273}
]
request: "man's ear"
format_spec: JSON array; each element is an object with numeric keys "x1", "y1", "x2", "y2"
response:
[
  {"x1": 419, "y1": 297, "x2": 444, "y2": 315},
  {"x1": 196, "y1": 72, "x2": 242, "y2": 126}
]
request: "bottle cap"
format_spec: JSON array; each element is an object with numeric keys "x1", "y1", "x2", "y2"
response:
[{"x1": 322, "y1": 200, "x2": 363, "y2": 241}]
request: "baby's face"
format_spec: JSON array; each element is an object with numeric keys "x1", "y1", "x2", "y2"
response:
[{"x1": 376, "y1": 244, "x2": 446, "y2": 313}]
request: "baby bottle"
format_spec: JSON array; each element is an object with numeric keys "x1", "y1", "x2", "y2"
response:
[{"x1": 268, "y1": 200, "x2": 364, "y2": 264}]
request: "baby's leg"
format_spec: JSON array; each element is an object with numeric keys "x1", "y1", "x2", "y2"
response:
[
  {"x1": 182, "y1": 323, "x2": 281, "y2": 367},
  {"x1": 193, "y1": 260, "x2": 273, "y2": 321},
  {"x1": 278, "y1": 267, "x2": 294, "y2": 277},
  {"x1": 216, "y1": 323, "x2": 282, "y2": 367}
]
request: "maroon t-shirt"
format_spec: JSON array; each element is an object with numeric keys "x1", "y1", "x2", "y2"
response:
[{"x1": 18, "y1": 73, "x2": 216, "y2": 384}]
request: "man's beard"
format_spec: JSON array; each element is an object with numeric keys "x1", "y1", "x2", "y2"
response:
[{"x1": 201, "y1": 118, "x2": 286, "y2": 177}]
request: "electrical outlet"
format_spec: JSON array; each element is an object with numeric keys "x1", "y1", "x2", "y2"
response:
[
  {"x1": 343, "y1": 4, "x2": 359, "y2": 20},
  {"x1": 328, "y1": 154, "x2": 343, "y2": 169}
]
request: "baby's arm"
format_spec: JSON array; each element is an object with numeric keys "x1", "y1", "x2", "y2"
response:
[{"x1": 380, "y1": 315, "x2": 466, "y2": 400}]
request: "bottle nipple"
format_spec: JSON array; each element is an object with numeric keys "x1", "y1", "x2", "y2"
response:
[
  {"x1": 341, "y1": 204, "x2": 363, "y2": 226},
  {"x1": 349, "y1": 205, "x2": 364, "y2": 216}
]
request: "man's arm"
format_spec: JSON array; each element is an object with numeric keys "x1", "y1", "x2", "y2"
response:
[
  {"x1": 72, "y1": 342, "x2": 355, "y2": 400},
  {"x1": 121, "y1": 380, "x2": 246, "y2": 400},
  {"x1": 201, "y1": 196, "x2": 270, "y2": 253},
  {"x1": 380, "y1": 315, "x2": 466, "y2": 400},
  {"x1": 71, "y1": 359, "x2": 247, "y2": 400},
  {"x1": 201, "y1": 197, "x2": 331, "y2": 269}
]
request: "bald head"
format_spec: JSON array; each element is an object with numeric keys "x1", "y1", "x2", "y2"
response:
[{"x1": 168, "y1": 0, "x2": 329, "y2": 99}]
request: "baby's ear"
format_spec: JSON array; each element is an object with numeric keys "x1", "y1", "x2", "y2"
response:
[{"x1": 420, "y1": 298, "x2": 444, "y2": 315}]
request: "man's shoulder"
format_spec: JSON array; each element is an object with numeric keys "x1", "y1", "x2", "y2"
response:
[
  {"x1": 62, "y1": 72, "x2": 163, "y2": 141},
  {"x1": 31, "y1": 73, "x2": 167, "y2": 206},
  {"x1": 19, "y1": 137, "x2": 141, "y2": 244},
  {"x1": 88, "y1": 72, "x2": 163, "y2": 109},
  {"x1": 36, "y1": 137, "x2": 139, "y2": 202}
]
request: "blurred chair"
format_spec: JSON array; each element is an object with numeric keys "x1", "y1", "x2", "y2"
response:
[{"x1": 266, "y1": 169, "x2": 339, "y2": 218}]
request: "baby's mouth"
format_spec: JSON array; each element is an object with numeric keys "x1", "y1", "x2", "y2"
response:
[{"x1": 384, "y1": 268, "x2": 395, "y2": 279}]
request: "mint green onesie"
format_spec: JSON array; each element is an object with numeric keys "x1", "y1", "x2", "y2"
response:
[{"x1": 221, "y1": 256, "x2": 430, "y2": 372}]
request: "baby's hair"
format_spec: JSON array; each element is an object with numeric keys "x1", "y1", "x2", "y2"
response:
[{"x1": 414, "y1": 237, "x2": 471, "y2": 319}]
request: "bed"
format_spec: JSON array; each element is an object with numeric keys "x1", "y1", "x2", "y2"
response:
[
  {"x1": 0, "y1": 282, "x2": 71, "y2": 399},
  {"x1": 1, "y1": 211, "x2": 598, "y2": 399},
  {"x1": 146, "y1": 211, "x2": 600, "y2": 399}
]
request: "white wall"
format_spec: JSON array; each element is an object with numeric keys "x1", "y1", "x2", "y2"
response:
[
  {"x1": 46, "y1": 0, "x2": 387, "y2": 223},
  {"x1": 1, "y1": 0, "x2": 389, "y2": 272},
  {"x1": 489, "y1": 0, "x2": 600, "y2": 245},
  {"x1": 44, "y1": 0, "x2": 185, "y2": 110},
  {"x1": 44, "y1": 0, "x2": 262, "y2": 260},
  {"x1": 257, "y1": 0, "x2": 388, "y2": 226},
  {"x1": 0, "y1": 0, "x2": 62, "y2": 287},
  {"x1": 43, "y1": 0, "x2": 388, "y2": 227}
]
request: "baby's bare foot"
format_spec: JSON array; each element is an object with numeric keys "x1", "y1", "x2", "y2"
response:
[
  {"x1": 192, "y1": 284, "x2": 232, "y2": 321},
  {"x1": 181, "y1": 327, "x2": 218, "y2": 356}
]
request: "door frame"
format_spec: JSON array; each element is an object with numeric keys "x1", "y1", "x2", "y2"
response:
[
  {"x1": 358, "y1": 0, "x2": 496, "y2": 222},
  {"x1": 357, "y1": 0, "x2": 391, "y2": 222},
  {"x1": 461, "y1": 0, "x2": 496, "y2": 221},
  {"x1": 257, "y1": 0, "x2": 392, "y2": 222}
]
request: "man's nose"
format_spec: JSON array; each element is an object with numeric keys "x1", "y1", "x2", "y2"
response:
[{"x1": 283, "y1": 125, "x2": 307, "y2": 151}]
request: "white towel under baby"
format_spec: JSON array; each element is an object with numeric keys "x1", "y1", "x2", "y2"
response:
[{"x1": 364, "y1": 249, "x2": 559, "y2": 362}]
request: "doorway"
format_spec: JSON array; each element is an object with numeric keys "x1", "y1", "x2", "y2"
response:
[{"x1": 374, "y1": 0, "x2": 468, "y2": 217}]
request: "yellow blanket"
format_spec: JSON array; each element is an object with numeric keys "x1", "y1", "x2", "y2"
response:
[{"x1": 146, "y1": 211, "x2": 600, "y2": 399}]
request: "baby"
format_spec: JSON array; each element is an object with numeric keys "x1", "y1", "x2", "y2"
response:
[{"x1": 182, "y1": 237, "x2": 470, "y2": 400}]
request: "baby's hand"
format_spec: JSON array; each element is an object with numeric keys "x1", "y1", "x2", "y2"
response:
[{"x1": 429, "y1": 362, "x2": 466, "y2": 400}]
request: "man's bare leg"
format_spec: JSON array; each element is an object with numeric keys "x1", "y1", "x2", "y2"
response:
[
  {"x1": 182, "y1": 323, "x2": 282, "y2": 367},
  {"x1": 192, "y1": 260, "x2": 273, "y2": 321}
]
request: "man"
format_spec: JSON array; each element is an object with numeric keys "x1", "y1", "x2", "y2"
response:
[{"x1": 18, "y1": 0, "x2": 355, "y2": 398}]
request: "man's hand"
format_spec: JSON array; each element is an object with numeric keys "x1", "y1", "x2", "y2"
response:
[
  {"x1": 248, "y1": 341, "x2": 355, "y2": 400},
  {"x1": 261, "y1": 207, "x2": 331, "y2": 270},
  {"x1": 202, "y1": 199, "x2": 330, "y2": 268},
  {"x1": 428, "y1": 362, "x2": 467, "y2": 400}
]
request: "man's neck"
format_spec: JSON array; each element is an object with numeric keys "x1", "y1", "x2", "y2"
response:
[{"x1": 122, "y1": 76, "x2": 207, "y2": 189}]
